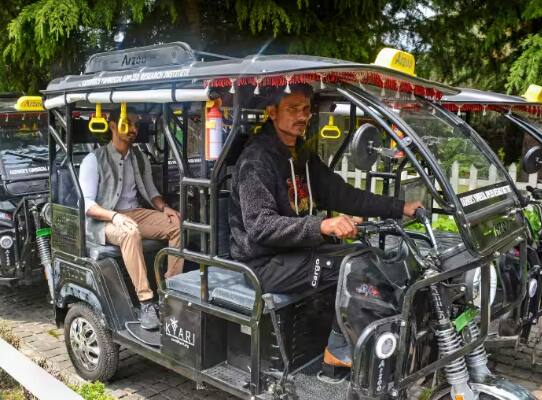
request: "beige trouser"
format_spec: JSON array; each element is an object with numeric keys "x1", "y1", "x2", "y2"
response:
[{"x1": 105, "y1": 208, "x2": 184, "y2": 302}]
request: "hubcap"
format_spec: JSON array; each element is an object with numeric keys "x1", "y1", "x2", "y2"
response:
[{"x1": 69, "y1": 317, "x2": 100, "y2": 371}]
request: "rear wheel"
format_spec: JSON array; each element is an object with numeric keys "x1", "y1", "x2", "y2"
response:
[{"x1": 64, "y1": 302, "x2": 119, "y2": 381}]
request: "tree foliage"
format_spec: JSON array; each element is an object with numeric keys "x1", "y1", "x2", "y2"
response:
[{"x1": 2, "y1": 0, "x2": 542, "y2": 96}]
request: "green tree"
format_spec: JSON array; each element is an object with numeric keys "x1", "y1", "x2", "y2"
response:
[
  {"x1": 2, "y1": 0, "x2": 415, "y2": 93},
  {"x1": 399, "y1": 1, "x2": 542, "y2": 93}
]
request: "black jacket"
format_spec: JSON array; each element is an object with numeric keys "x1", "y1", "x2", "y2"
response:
[{"x1": 229, "y1": 122, "x2": 405, "y2": 266}]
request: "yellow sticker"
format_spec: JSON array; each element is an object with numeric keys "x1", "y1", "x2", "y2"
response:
[{"x1": 206, "y1": 121, "x2": 216, "y2": 129}]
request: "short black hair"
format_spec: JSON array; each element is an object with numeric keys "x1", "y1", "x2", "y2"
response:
[{"x1": 265, "y1": 84, "x2": 313, "y2": 107}]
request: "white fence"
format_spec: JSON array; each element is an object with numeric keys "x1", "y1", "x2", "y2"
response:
[{"x1": 332, "y1": 156, "x2": 541, "y2": 193}]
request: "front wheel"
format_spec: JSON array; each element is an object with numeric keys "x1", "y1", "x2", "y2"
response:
[{"x1": 64, "y1": 302, "x2": 119, "y2": 381}]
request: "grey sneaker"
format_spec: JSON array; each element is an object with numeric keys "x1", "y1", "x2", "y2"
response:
[{"x1": 140, "y1": 301, "x2": 159, "y2": 330}]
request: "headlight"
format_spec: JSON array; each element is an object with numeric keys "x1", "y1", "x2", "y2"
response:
[
  {"x1": 40, "y1": 202, "x2": 52, "y2": 226},
  {"x1": 529, "y1": 278, "x2": 538, "y2": 298},
  {"x1": 0, "y1": 235, "x2": 13, "y2": 249},
  {"x1": 375, "y1": 332, "x2": 397, "y2": 359},
  {"x1": 471, "y1": 263, "x2": 497, "y2": 308}
]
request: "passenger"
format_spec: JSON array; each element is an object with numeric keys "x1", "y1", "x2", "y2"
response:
[
  {"x1": 79, "y1": 108, "x2": 183, "y2": 331},
  {"x1": 229, "y1": 84, "x2": 422, "y2": 370}
]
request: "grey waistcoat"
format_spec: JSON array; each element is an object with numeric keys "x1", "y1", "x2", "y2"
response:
[{"x1": 86, "y1": 143, "x2": 154, "y2": 245}]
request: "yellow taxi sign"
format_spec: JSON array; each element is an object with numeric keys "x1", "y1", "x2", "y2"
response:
[
  {"x1": 14, "y1": 96, "x2": 44, "y2": 112},
  {"x1": 523, "y1": 84, "x2": 542, "y2": 103},
  {"x1": 373, "y1": 48, "x2": 416, "y2": 77}
]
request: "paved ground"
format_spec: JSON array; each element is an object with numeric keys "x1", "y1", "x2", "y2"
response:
[{"x1": 1, "y1": 282, "x2": 542, "y2": 399}]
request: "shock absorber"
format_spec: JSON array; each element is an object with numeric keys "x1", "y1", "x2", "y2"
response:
[
  {"x1": 31, "y1": 208, "x2": 54, "y2": 302},
  {"x1": 430, "y1": 284, "x2": 475, "y2": 400},
  {"x1": 464, "y1": 320, "x2": 492, "y2": 380}
]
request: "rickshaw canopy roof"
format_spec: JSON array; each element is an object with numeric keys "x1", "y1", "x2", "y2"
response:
[{"x1": 43, "y1": 42, "x2": 458, "y2": 99}]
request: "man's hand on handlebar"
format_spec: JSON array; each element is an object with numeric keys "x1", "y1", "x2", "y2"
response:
[
  {"x1": 403, "y1": 201, "x2": 425, "y2": 217},
  {"x1": 320, "y1": 215, "x2": 358, "y2": 239}
]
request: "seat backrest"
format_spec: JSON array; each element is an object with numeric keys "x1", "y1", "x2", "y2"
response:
[
  {"x1": 217, "y1": 193, "x2": 231, "y2": 257},
  {"x1": 51, "y1": 160, "x2": 78, "y2": 207}
]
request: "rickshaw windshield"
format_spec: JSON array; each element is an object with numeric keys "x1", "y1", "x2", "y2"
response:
[
  {"x1": 394, "y1": 99, "x2": 508, "y2": 195},
  {"x1": 0, "y1": 113, "x2": 48, "y2": 150},
  {"x1": 354, "y1": 84, "x2": 523, "y2": 254}
]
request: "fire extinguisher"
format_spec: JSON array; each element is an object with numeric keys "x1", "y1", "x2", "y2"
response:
[
  {"x1": 391, "y1": 124, "x2": 405, "y2": 158},
  {"x1": 205, "y1": 99, "x2": 223, "y2": 160}
]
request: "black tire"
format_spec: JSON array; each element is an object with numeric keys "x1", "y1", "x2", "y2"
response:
[{"x1": 64, "y1": 302, "x2": 119, "y2": 382}]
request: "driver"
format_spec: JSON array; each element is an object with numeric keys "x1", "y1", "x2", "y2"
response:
[
  {"x1": 79, "y1": 108, "x2": 184, "y2": 331},
  {"x1": 229, "y1": 84, "x2": 422, "y2": 371}
]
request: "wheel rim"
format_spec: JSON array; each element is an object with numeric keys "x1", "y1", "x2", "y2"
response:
[{"x1": 69, "y1": 316, "x2": 100, "y2": 371}]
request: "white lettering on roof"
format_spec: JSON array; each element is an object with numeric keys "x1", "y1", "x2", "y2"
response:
[{"x1": 79, "y1": 68, "x2": 191, "y2": 87}]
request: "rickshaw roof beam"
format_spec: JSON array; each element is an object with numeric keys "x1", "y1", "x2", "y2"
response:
[
  {"x1": 44, "y1": 88, "x2": 210, "y2": 109},
  {"x1": 505, "y1": 113, "x2": 542, "y2": 144}
]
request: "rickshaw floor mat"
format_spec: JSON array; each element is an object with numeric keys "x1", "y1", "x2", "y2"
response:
[
  {"x1": 125, "y1": 321, "x2": 161, "y2": 347},
  {"x1": 292, "y1": 356, "x2": 348, "y2": 400}
]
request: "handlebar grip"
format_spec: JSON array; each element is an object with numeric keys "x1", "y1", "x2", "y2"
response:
[{"x1": 414, "y1": 207, "x2": 427, "y2": 221}]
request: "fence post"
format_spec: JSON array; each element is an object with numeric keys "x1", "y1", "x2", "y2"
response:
[
  {"x1": 488, "y1": 165, "x2": 497, "y2": 184},
  {"x1": 508, "y1": 163, "x2": 517, "y2": 183},
  {"x1": 529, "y1": 172, "x2": 537, "y2": 188},
  {"x1": 341, "y1": 156, "x2": 348, "y2": 182},
  {"x1": 468, "y1": 164, "x2": 478, "y2": 191},
  {"x1": 354, "y1": 168, "x2": 362, "y2": 189},
  {"x1": 450, "y1": 161, "x2": 459, "y2": 192}
]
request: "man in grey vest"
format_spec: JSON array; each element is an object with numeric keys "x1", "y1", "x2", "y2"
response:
[{"x1": 79, "y1": 108, "x2": 183, "y2": 330}]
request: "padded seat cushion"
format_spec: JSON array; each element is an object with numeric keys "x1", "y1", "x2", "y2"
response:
[
  {"x1": 166, "y1": 267, "x2": 322, "y2": 314},
  {"x1": 212, "y1": 283, "x2": 301, "y2": 314},
  {"x1": 166, "y1": 268, "x2": 243, "y2": 298},
  {"x1": 87, "y1": 239, "x2": 165, "y2": 261}
]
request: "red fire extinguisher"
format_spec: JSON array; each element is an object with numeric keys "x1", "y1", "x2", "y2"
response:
[
  {"x1": 391, "y1": 124, "x2": 405, "y2": 158},
  {"x1": 205, "y1": 100, "x2": 223, "y2": 160}
]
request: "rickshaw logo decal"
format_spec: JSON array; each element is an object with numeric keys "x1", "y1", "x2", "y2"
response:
[
  {"x1": 165, "y1": 317, "x2": 196, "y2": 348},
  {"x1": 460, "y1": 185, "x2": 512, "y2": 207}
]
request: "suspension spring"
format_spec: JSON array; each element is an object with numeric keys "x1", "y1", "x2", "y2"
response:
[
  {"x1": 435, "y1": 326, "x2": 471, "y2": 385},
  {"x1": 464, "y1": 320, "x2": 489, "y2": 369},
  {"x1": 36, "y1": 235, "x2": 51, "y2": 266},
  {"x1": 430, "y1": 283, "x2": 470, "y2": 387}
]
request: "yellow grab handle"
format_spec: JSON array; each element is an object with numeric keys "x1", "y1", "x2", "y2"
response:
[
  {"x1": 118, "y1": 102, "x2": 129, "y2": 135},
  {"x1": 253, "y1": 111, "x2": 269, "y2": 134},
  {"x1": 89, "y1": 103, "x2": 109, "y2": 133},
  {"x1": 320, "y1": 115, "x2": 342, "y2": 139}
]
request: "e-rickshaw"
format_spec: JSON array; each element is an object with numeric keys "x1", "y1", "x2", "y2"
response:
[
  {"x1": 440, "y1": 87, "x2": 542, "y2": 345},
  {"x1": 44, "y1": 43, "x2": 535, "y2": 399},
  {"x1": 0, "y1": 94, "x2": 52, "y2": 291}
]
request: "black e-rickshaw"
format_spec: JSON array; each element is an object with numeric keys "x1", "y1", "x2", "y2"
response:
[
  {"x1": 44, "y1": 43, "x2": 535, "y2": 399},
  {"x1": 0, "y1": 94, "x2": 52, "y2": 291},
  {"x1": 441, "y1": 88, "x2": 542, "y2": 346}
]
